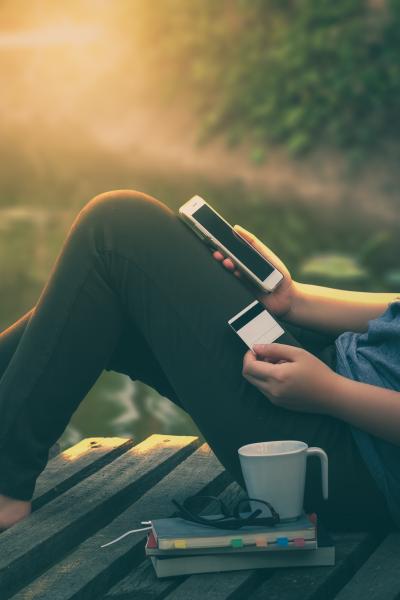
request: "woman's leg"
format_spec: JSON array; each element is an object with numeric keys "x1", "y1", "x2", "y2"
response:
[
  {"x1": 0, "y1": 310, "x2": 32, "y2": 377},
  {"x1": 0, "y1": 189, "x2": 392, "y2": 532}
]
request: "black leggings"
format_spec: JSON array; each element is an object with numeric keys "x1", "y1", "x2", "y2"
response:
[{"x1": 0, "y1": 190, "x2": 393, "y2": 530}]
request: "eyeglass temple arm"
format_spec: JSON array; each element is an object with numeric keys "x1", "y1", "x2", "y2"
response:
[{"x1": 236, "y1": 498, "x2": 280, "y2": 522}]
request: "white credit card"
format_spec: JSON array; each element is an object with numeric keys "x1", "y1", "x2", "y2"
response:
[{"x1": 228, "y1": 300, "x2": 284, "y2": 349}]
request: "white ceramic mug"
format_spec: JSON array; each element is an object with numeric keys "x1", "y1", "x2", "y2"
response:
[{"x1": 238, "y1": 440, "x2": 328, "y2": 521}]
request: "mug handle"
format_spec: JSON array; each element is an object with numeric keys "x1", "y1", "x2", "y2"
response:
[{"x1": 306, "y1": 447, "x2": 329, "y2": 499}]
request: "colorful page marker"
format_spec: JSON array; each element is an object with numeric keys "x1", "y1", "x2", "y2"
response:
[
  {"x1": 174, "y1": 539, "x2": 187, "y2": 549},
  {"x1": 293, "y1": 537, "x2": 306, "y2": 547},
  {"x1": 308, "y1": 513, "x2": 318, "y2": 524},
  {"x1": 276, "y1": 537, "x2": 289, "y2": 547},
  {"x1": 231, "y1": 538, "x2": 244, "y2": 548},
  {"x1": 255, "y1": 537, "x2": 268, "y2": 548}
]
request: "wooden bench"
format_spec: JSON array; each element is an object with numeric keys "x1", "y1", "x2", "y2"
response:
[{"x1": 0, "y1": 435, "x2": 398, "y2": 600}]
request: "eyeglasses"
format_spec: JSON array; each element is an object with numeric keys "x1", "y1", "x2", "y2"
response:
[{"x1": 172, "y1": 495, "x2": 280, "y2": 530}]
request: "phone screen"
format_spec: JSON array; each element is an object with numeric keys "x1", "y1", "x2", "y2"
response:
[{"x1": 192, "y1": 204, "x2": 274, "y2": 280}]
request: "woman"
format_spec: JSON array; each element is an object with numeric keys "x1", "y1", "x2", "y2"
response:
[{"x1": 0, "y1": 189, "x2": 398, "y2": 532}]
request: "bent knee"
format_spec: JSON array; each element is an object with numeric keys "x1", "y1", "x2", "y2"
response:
[
  {"x1": 83, "y1": 189, "x2": 171, "y2": 220},
  {"x1": 74, "y1": 189, "x2": 173, "y2": 234}
]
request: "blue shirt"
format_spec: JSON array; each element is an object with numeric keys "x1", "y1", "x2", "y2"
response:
[{"x1": 335, "y1": 299, "x2": 400, "y2": 528}]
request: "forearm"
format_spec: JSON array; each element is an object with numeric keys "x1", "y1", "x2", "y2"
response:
[
  {"x1": 325, "y1": 374, "x2": 400, "y2": 446},
  {"x1": 286, "y1": 282, "x2": 399, "y2": 335}
]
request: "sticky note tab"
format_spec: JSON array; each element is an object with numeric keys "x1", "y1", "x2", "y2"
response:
[
  {"x1": 276, "y1": 537, "x2": 289, "y2": 547},
  {"x1": 293, "y1": 537, "x2": 305, "y2": 547},
  {"x1": 146, "y1": 531, "x2": 157, "y2": 549},
  {"x1": 255, "y1": 537, "x2": 268, "y2": 548},
  {"x1": 231, "y1": 538, "x2": 244, "y2": 548},
  {"x1": 174, "y1": 539, "x2": 187, "y2": 549},
  {"x1": 308, "y1": 513, "x2": 318, "y2": 524}
]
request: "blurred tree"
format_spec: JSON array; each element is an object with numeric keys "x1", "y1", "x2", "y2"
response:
[{"x1": 132, "y1": 0, "x2": 400, "y2": 159}]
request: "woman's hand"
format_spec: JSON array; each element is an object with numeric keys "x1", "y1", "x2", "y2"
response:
[
  {"x1": 212, "y1": 224, "x2": 297, "y2": 317},
  {"x1": 242, "y1": 343, "x2": 339, "y2": 414}
]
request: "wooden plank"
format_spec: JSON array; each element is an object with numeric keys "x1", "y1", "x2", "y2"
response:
[
  {"x1": 12, "y1": 444, "x2": 230, "y2": 600},
  {"x1": 166, "y1": 571, "x2": 263, "y2": 600},
  {"x1": 334, "y1": 532, "x2": 400, "y2": 600},
  {"x1": 1, "y1": 434, "x2": 199, "y2": 599},
  {"x1": 248, "y1": 530, "x2": 382, "y2": 600},
  {"x1": 102, "y1": 558, "x2": 185, "y2": 600},
  {"x1": 33, "y1": 437, "x2": 135, "y2": 509}
]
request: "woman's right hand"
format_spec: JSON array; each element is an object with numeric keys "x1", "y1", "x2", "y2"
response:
[{"x1": 212, "y1": 224, "x2": 297, "y2": 318}]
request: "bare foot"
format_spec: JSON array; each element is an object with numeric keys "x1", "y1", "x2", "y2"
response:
[{"x1": 0, "y1": 494, "x2": 31, "y2": 531}]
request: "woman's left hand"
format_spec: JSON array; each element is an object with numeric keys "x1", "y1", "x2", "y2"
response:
[{"x1": 242, "y1": 344, "x2": 338, "y2": 414}]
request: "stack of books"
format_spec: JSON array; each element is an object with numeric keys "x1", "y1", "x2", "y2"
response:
[{"x1": 145, "y1": 512, "x2": 335, "y2": 578}]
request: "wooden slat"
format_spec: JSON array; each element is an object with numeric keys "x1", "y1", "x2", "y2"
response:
[
  {"x1": 12, "y1": 444, "x2": 230, "y2": 600},
  {"x1": 248, "y1": 531, "x2": 381, "y2": 600},
  {"x1": 166, "y1": 571, "x2": 263, "y2": 600},
  {"x1": 103, "y1": 558, "x2": 185, "y2": 599},
  {"x1": 334, "y1": 532, "x2": 400, "y2": 600},
  {"x1": 1, "y1": 434, "x2": 199, "y2": 599},
  {"x1": 33, "y1": 437, "x2": 135, "y2": 508},
  {"x1": 16, "y1": 435, "x2": 386, "y2": 600}
]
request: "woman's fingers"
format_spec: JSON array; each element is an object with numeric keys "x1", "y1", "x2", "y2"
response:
[
  {"x1": 243, "y1": 358, "x2": 277, "y2": 381},
  {"x1": 242, "y1": 346, "x2": 297, "y2": 382},
  {"x1": 242, "y1": 350, "x2": 276, "y2": 380},
  {"x1": 223, "y1": 258, "x2": 235, "y2": 270},
  {"x1": 212, "y1": 250, "x2": 240, "y2": 275},
  {"x1": 243, "y1": 372, "x2": 270, "y2": 394}
]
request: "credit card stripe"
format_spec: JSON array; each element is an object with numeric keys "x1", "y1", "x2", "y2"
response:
[{"x1": 231, "y1": 301, "x2": 265, "y2": 332}]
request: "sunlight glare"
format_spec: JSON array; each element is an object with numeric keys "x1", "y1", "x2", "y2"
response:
[
  {"x1": 0, "y1": 23, "x2": 102, "y2": 48},
  {"x1": 62, "y1": 437, "x2": 129, "y2": 461}
]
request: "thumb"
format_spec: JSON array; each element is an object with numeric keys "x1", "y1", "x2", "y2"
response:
[
  {"x1": 233, "y1": 224, "x2": 268, "y2": 257},
  {"x1": 233, "y1": 224, "x2": 258, "y2": 245},
  {"x1": 252, "y1": 343, "x2": 301, "y2": 362}
]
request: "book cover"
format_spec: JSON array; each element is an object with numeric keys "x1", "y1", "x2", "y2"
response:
[{"x1": 151, "y1": 511, "x2": 316, "y2": 550}]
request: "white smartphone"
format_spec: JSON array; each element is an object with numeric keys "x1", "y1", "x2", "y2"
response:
[{"x1": 178, "y1": 195, "x2": 284, "y2": 293}]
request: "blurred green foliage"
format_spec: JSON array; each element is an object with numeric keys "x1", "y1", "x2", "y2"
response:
[
  {"x1": 136, "y1": 0, "x2": 400, "y2": 157},
  {"x1": 300, "y1": 253, "x2": 368, "y2": 284}
]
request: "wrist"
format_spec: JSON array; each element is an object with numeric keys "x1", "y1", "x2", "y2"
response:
[
  {"x1": 284, "y1": 281, "x2": 305, "y2": 323},
  {"x1": 320, "y1": 372, "x2": 350, "y2": 418}
]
